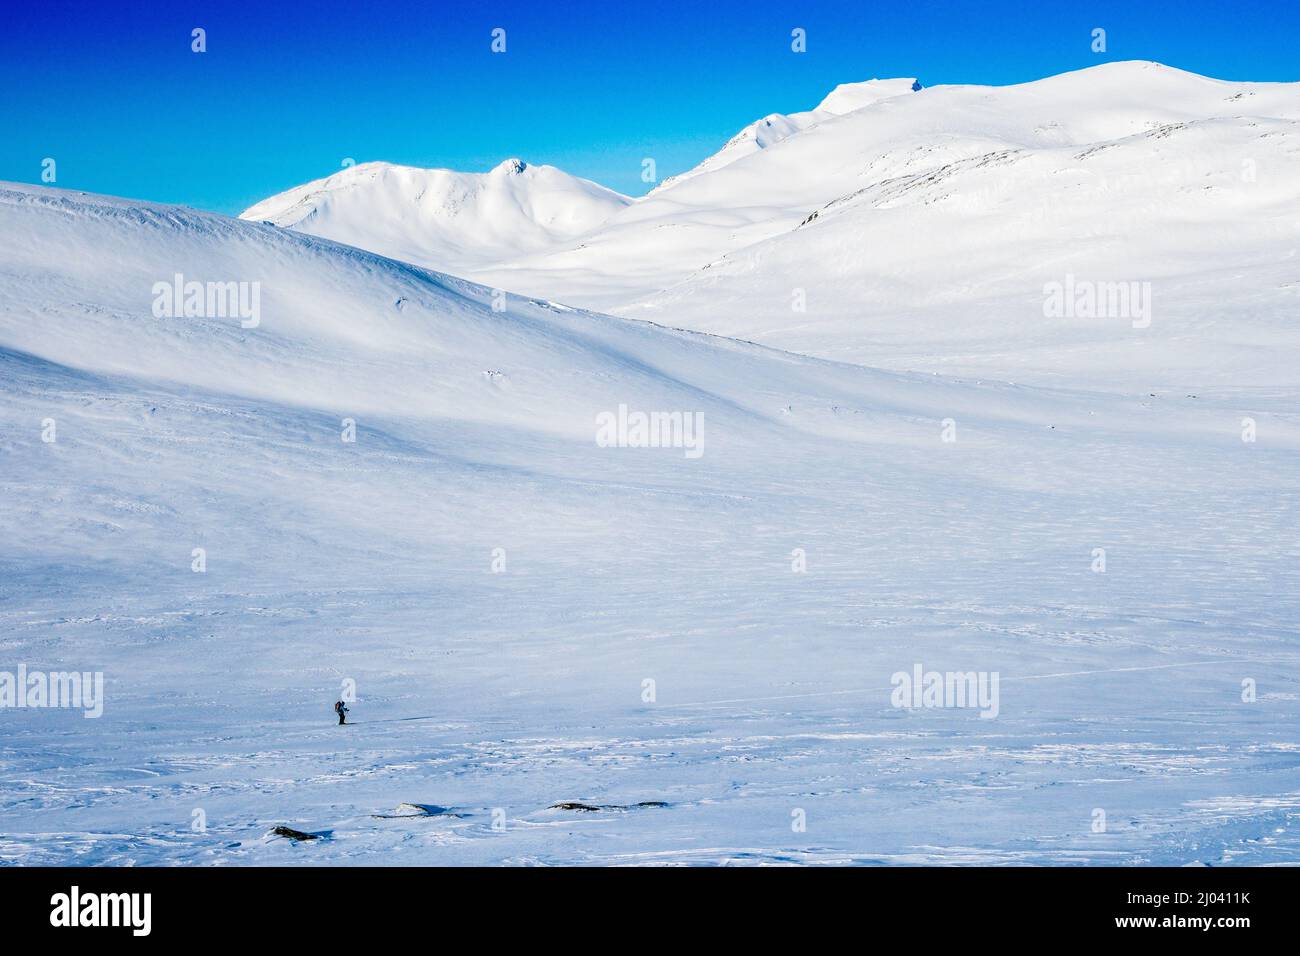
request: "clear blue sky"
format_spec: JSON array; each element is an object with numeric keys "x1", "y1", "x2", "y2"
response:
[{"x1": 2, "y1": 0, "x2": 1296, "y2": 214}]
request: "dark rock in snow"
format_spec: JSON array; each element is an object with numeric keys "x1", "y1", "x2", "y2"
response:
[{"x1": 270, "y1": 825, "x2": 327, "y2": 841}]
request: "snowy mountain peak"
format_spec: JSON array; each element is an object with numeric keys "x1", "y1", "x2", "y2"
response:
[
  {"x1": 493, "y1": 157, "x2": 528, "y2": 175},
  {"x1": 240, "y1": 158, "x2": 629, "y2": 272},
  {"x1": 813, "y1": 77, "x2": 920, "y2": 115},
  {"x1": 650, "y1": 77, "x2": 922, "y2": 194}
]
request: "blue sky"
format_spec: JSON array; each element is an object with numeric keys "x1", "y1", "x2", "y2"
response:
[{"x1": 2, "y1": 0, "x2": 1296, "y2": 214}]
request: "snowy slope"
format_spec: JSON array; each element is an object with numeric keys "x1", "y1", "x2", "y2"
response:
[
  {"x1": 0, "y1": 183, "x2": 1012, "y2": 444},
  {"x1": 649, "y1": 78, "x2": 920, "y2": 193},
  {"x1": 3, "y1": 183, "x2": 1300, "y2": 866},
  {"x1": 240, "y1": 158, "x2": 629, "y2": 275}
]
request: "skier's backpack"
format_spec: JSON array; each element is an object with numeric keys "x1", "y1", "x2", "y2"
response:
[{"x1": 334, "y1": 700, "x2": 344, "y2": 714}]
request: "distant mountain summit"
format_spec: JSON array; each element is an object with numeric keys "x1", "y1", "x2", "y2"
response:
[
  {"x1": 240, "y1": 159, "x2": 630, "y2": 273},
  {"x1": 651, "y1": 77, "x2": 920, "y2": 193}
]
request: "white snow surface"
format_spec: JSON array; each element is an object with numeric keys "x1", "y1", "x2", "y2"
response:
[{"x1": 3, "y1": 61, "x2": 1299, "y2": 867}]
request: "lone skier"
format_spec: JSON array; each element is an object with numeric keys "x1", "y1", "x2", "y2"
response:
[{"x1": 334, "y1": 699, "x2": 349, "y2": 725}]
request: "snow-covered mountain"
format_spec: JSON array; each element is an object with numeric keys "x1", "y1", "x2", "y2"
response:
[
  {"x1": 240, "y1": 64, "x2": 1300, "y2": 393},
  {"x1": 240, "y1": 158, "x2": 630, "y2": 274},
  {"x1": 649, "y1": 77, "x2": 920, "y2": 193},
  {"x1": 466, "y1": 62, "x2": 1300, "y2": 388}
]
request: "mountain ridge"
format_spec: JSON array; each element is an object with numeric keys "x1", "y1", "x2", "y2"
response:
[{"x1": 239, "y1": 158, "x2": 630, "y2": 274}]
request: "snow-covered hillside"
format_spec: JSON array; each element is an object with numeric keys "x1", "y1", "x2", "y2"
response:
[
  {"x1": 2, "y1": 182, "x2": 1299, "y2": 865},
  {"x1": 240, "y1": 158, "x2": 629, "y2": 275}
]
